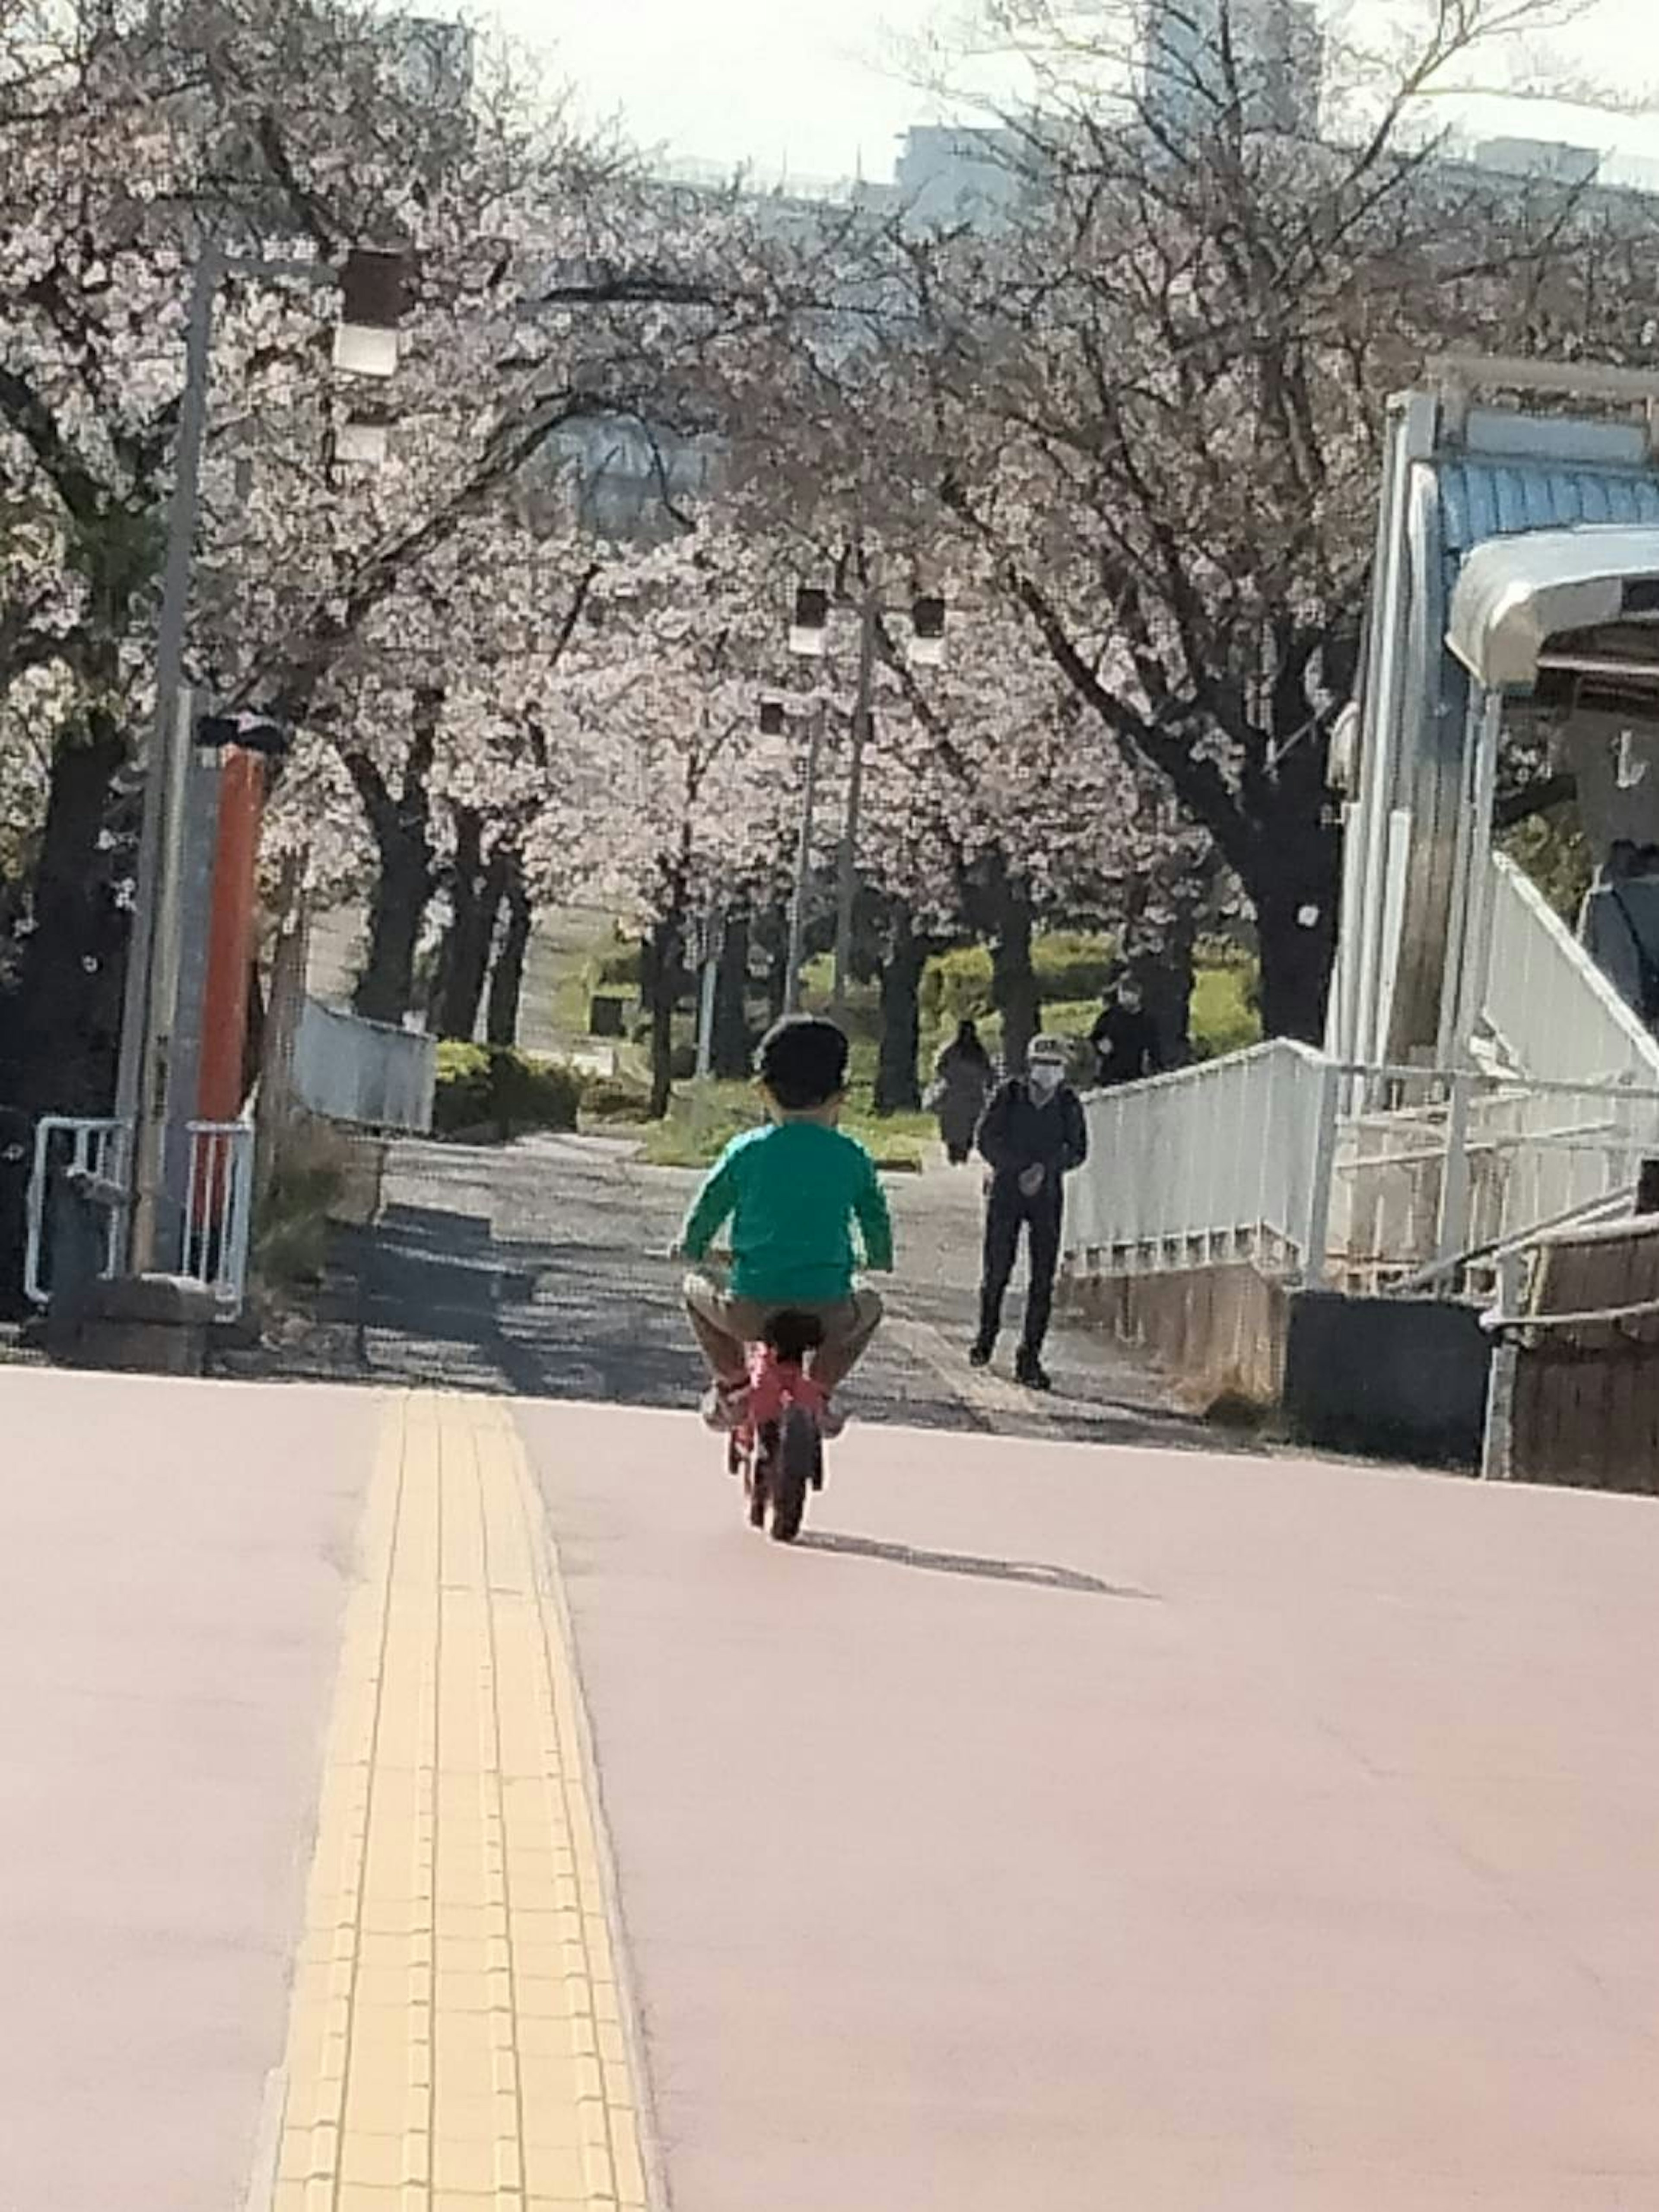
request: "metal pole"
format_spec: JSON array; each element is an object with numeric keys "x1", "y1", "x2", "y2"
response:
[
  {"x1": 1300, "y1": 1061, "x2": 1342, "y2": 1287},
  {"x1": 115, "y1": 241, "x2": 221, "y2": 1257},
  {"x1": 785, "y1": 700, "x2": 825, "y2": 1014},
  {"x1": 695, "y1": 914, "x2": 721, "y2": 1080},
  {"x1": 833, "y1": 577, "x2": 878, "y2": 1021},
  {"x1": 130, "y1": 686, "x2": 196, "y2": 1272},
  {"x1": 1434, "y1": 1067, "x2": 1476, "y2": 1287},
  {"x1": 1480, "y1": 1249, "x2": 1526, "y2": 1483}
]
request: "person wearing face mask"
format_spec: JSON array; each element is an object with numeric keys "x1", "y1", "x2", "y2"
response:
[{"x1": 970, "y1": 1035, "x2": 1089, "y2": 1391}]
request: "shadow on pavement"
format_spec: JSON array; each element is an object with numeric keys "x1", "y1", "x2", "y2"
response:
[
  {"x1": 234, "y1": 1138, "x2": 1208, "y2": 1452},
  {"x1": 798, "y1": 1528, "x2": 1155, "y2": 1601}
]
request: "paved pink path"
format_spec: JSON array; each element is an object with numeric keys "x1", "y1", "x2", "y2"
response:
[
  {"x1": 521, "y1": 1407, "x2": 1659, "y2": 2212},
  {"x1": 0, "y1": 1370, "x2": 378, "y2": 2212}
]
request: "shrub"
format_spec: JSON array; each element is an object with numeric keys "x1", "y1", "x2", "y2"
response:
[
  {"x1": 1190, "y1": 958, "x2": 1263, "y2": 1061},
  {"x1": 254, "y1": 1161, "x2": 341, "y2": 1289},
  {"x1": 433, "y1": 1043, "x2": 583, "y2": 1139},
  {"x1": 1033, "y1": 931, "x2": 1120, "y2": 1004},
  {"x1": 922, "y1": 944, "x2": 994, "y2": 1028},
  {"x1": 594, "y1": 939, "x2": 642, "y2": 989},
  {"x1": 922, "y1": 933, "x2": 1120, "y2": 1031},
  {"x1": 581, "y1": 1072, "x2": 652, "y2": 1123}
]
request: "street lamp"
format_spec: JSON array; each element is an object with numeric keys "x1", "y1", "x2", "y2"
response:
[
  {"x1": 786, "y1": 569, "x2": 949, "y2": 1019},
  {"x1": 117, "y1": 239, "x2": 410, "y2": 1275}
]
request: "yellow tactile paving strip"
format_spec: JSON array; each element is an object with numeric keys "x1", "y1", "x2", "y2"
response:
[{"x1": 267, "y1": 1392, "x2": 649, "y2": 2212}]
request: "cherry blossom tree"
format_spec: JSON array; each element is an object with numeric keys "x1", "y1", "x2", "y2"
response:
[
  {"x1": 858, "y1": 0, "x2": 1659, "y2": 1042},
  {"x1": 0, "y1": 0, "x2": 853, "y2": 1142},
  {"x1": 531, "y1": 521, "x2": 801, "y2": 1114}
]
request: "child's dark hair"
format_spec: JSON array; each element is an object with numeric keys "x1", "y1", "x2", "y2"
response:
[{"x1": 756, "y1": 1015, "x2": 849, "y2": 1111}]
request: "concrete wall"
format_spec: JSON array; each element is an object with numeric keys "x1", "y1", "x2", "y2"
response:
[
  {"x1": 1063, "y1": 1262, "x2": 1495, "y2": 1469},
  {"x1": 1062, "y1": 1262, "x2": 1289, "y2": 1410},
  {"x1": 1282, "y1": 1292, "x2": 1491, "y2": 1467}
]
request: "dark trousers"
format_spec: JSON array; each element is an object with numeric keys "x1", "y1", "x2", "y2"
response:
[{"x1": 978, "y1": 1181, "x2": 1062, "y2": 1355}]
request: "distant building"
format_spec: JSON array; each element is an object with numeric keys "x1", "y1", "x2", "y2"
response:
[
  {"x1": 893, "y1": 125, "x2": 1023, "y2": 229},
  {"x1": 1144, "y1": 0, "x2": 1324, "y2": 143},
  {"x1": 1474, "y1": 137, "x2": 1602, "y2": 188},
  {"x1": 381, "y1": 16, "x2": 475, "y2": 112}
]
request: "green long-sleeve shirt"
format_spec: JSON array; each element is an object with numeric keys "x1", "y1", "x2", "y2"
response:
[{"x1": 680, "y1": 1120, "x2": 895, "y2": 1305}]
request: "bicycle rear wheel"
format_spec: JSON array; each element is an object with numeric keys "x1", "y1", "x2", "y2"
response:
[
  {"x1": 747, "y1": 1424, "x2": 775, "y2": 1529},
  {"x1": 769, "y1": 1406, "x2": 816, "y2": 1544}
]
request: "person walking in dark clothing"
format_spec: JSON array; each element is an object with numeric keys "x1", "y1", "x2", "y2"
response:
[
  {"x1": 1089, "y1": 977, "x2": 1162, "y2": 1088},
  {"x1": 928, "y1": 1017, "x2": 995, "y2": 1164},
  {"x1": 971, "y1": 1035, "x2": 1089, "y2": 1391}
]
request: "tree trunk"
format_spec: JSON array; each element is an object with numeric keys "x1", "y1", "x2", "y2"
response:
[
  {"x1": 991, "y1": 876, "x2": 1040, "y2": 1076},
  {"x1": 346, "y1": 687, "x2": 441, "y2": 1030},
  {"x1": 6, "y1": 719, "x2": 128, "y2": 1114},
  {"x1": 765, "y1": 942, "x2": 789, "y2": 1028},
  {"x1": 435, "y1": 812, "x2": 506, "y2": 1044},
  {"x1": 1250, "y1": 809, "x2": 1341, "y2": 1046},
  {"x1": 874, "y1": 905, "x2": 927, "y2": 1114},
  {"x1": 355, "y1": 838, "x2": 432, "y2": 1028},
  {"x1": 1132, "y1": 938, "x2": 1196, "y2": 1071},
  {"x1": 485, "y1": 852, "x2": 532, "y2": 1049},
  {"x1": 642, "y1": 912, "x2": 684, "y2": 1121},
  {"x1": 711, "y1": 911, "x2": 752, "y2": 1080}
]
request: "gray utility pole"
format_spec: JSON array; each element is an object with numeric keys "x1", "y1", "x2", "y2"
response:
[
  {"x1": 833, "y1": 582, "x2": 879, "y2": 1021},
  {"x1": 784, "y1": 698, "x2": 826, "y2": 1015},
  {"x1": 115, "y1": 242, "x2": 222, "y2": 1270},
  {"x1": 113, "y1": 242, "x2": 403, "y2": 1273},
  {"x1": 128, "y1": 686, "x2": 197, "y2": 1272},
  {"x1": 694, "y1": 913, "x2": 723, "y2": 1080}
]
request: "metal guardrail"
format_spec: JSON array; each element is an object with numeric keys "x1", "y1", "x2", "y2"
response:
[
  {"x1": 1064, "y1": 1050, "x2": 1659, "y2": 1299},
  {"x1": 1065, "y1": 1042, "x2": 1342, "y2": 1283},
  {"x1": 181, "y1": 1120, "x2": 257, "y2": 1309},
  {"x1": 25, "y1": 1114, "x2": 255, "y2": 1315},
  {"x1": 1486, "y1": 853, "x2": 1659, "y2": 1090},
  {"x1": 24, "y1": 1118, "x2": 128, "y2": 1307},
  {"x1": 292, "y1": 997, "x2": 436, "y2": 1133}
]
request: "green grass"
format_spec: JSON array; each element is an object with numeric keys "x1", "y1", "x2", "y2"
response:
[{"x1": 1190, "y1": 960, "x2": 1262, "y2": 1060}]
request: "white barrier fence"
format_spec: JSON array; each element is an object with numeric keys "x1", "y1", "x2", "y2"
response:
[
  {"x1": 292, "y1": 998, "x2": 436, "y2": 1133},
  {"x1": 1486, "y1": 853, "x2": 1659, "y2": 1089},
  {"x1": 1066, "y1": 1043, "x2": 1341, "y2": 1280},
  {"x1": 1065, "y1": 1050, "x2": 1659, "y2": 1298},
  {"x1": 25, "y1": 1114, "x2": 255, "y2": 1314}
]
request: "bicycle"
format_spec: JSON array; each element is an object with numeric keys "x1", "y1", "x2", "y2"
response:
[{"x1": 726, "y1": 1309, "x2": 827, "y2": 1544}]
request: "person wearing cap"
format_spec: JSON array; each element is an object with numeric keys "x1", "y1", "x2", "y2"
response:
[{"x1": 970, "y1": 1036, "x2": 1089, "y2": 1391}]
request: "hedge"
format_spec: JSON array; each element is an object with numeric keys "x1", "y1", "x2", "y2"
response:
[
  {"x1": 433, "y1": 1044, "x2": 584, "y2": 1139},
  {"x1": 922, "y1": 933, "x2": 1122, "y2": 1029}
]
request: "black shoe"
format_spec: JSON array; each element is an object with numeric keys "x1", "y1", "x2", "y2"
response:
[
  {"x1": 969, "y1": 1338, "x2": 995, "y2": 1369},
  {"x1": 1016, "y1": 1350, "x2": 1052, "y2": 1392}
]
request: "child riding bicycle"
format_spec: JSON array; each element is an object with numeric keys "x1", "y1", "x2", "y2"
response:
[{"x1": 679, "y1": 1015, "x2": 894, "y2": 1438}]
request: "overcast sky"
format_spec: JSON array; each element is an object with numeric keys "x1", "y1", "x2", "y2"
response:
[{"x1": 505, "y1": 0, "x2": 1656, "y2": 186}]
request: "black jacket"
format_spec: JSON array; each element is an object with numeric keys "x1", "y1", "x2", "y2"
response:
[
  {"x1": 1090, "y1": 1003, "x2": 1161, "y2": 1086},
  {"x1": 976, "y1": 1078, "x2": 1089, "y2": 1189}
]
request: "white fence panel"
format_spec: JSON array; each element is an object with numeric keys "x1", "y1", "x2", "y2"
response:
[
  {"x1": 25, "y1": 1115, "x2": 254, "y2": 1314},
  {"x1": 293, "y1": 998, "x2": 436, "y2": 1133},
  {"x1": 1485, "y1": 853, "x2": 1659, "y2": 1088},
  {"x1": 1067, "y1": 1043, "x2": 1337, "y2": 1278}
]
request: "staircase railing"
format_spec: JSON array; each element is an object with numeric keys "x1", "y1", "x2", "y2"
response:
[{"x1": 1485, "y1": 853, "x2": 1659, "y2": 1088}]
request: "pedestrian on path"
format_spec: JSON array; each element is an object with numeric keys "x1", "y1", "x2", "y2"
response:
[
  {"x1": 1090, "y1": 976, "x2": 1162, "y2": 1088},
  {"x1": 927, "y1": 1017, "x2": 995, "y2": 1165},
  {"x1": 970, "y1": 1034, "x2": 1088, "y2": 1392}
]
